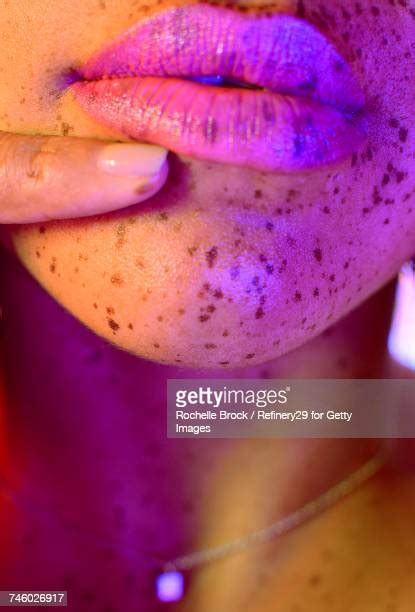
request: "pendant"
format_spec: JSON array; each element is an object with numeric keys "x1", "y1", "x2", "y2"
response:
[{"x1": 156, "y1": 570, "x2": 184, "y2": 603}]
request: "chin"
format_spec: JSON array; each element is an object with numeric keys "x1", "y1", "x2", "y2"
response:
[{"x1": 6, "y1": 151, "x2": 405, "y2": 369}]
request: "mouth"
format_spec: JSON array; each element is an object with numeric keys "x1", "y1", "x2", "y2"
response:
[{"x1": 72, "y1": 4, "x2": 368, "y2": 173}]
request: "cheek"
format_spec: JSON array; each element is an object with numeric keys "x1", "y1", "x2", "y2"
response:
[{"x1": 8, "y1": 151, "x2": 415, "y2": 369}]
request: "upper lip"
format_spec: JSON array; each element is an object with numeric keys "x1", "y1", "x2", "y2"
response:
[
  {"x1": 80, "y1": 4, "x2": 365, "y2": 114},
  {"x1": 73, "y1": 4, "x2": 368, "y2": 172}
]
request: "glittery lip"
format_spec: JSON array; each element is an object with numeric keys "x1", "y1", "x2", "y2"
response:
[{"x1": 73, "y1": 4, "x2": 368, "y2": 172}]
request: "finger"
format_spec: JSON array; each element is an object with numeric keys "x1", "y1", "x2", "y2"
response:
[{"x1": 0, "y1": 132, "x2": 169, "y2": 223}]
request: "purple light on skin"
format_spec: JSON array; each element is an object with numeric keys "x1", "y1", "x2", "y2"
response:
[
  {"x1": 156, "y1": 571, "x2": 184, "y2": 603},
  {"x1": 388, "y1": 262, "x2": 415, "y2": 370}
]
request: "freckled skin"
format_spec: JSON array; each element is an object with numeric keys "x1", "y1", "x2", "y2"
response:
[{"x1": 1, "y1": 0, "x2": 415, "y2": 368}]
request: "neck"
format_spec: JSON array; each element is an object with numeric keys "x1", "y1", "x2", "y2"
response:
[{"x1": 0, "y1": 251, "x2": 396, "y2": 608}]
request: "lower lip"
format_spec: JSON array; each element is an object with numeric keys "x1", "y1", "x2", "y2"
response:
[{"x1": 73, "y1": 76, "x2": 367, "y2": 173}]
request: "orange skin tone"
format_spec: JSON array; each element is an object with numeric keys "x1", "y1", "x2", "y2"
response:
[{"x1": 1, "y1": 1, "x2": 415, "y2": 610}]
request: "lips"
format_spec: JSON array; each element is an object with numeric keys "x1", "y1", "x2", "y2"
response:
[{"x1": 73, "y1": 4, "x2": 367, "y2": 172}]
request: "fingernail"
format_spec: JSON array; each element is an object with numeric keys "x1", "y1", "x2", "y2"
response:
[{"x1": 97, "y1": 143, "x2": 168, "y2": 177}]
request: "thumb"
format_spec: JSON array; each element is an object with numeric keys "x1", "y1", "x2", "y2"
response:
[{"x1": 0, "y1": 132, "x2": 169, "y2": 223}]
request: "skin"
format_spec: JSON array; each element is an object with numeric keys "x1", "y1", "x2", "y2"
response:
[
  {"x1": 2, "y1": 253, "x2": 415, "y2": 612},
  {"x1": 1, "y1": 2, "x2": 415, "y2": 611},
  {"x1": 1, "y1": 0, "x2": 415, "y2": 368}
]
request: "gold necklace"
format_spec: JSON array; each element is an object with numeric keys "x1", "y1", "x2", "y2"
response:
[
  {"x1": 0, "y1": 450, "x2": 387, "y2": 604},
  {"x1": 156, "y1": 450, "x2": 386, "y2": 602}
]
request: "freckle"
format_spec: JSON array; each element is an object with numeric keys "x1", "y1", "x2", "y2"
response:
[
  {"x1": 111, "y1": 273, "x2": 124, "y2": 286},
  {"x1": 93, "y1": 303, "x2": 98, "y2": 309},
  {"x1": 245, "y1": 353, "x2": 255, "y2": 359},
  {"x1": 199, "y1": 314, "x2": 210, "y2": 322},
  {"x1": 153, "y1": 343, "x2": 160, "y2": 349},
  {"x1": 266, "y1": 264, "x2": 274, "y2": 275},
  {"x1": 309, "y1": 573, "x2": 323, "y2": 587},
  {"x1": 206, "y1": 246, "x2": 218, "y2": 268},
  {"x1": 157, "y1": 315, "x2": 163, "y2": 322},
  {"x1": 205, "y1": 343, "x2": 217, "y2": 349},
  {"x1": 158, "y1": 212, "x2": 169, "y2": 221},
  {"x1": 61, "y1": 122, "x2": 73, "y2": 136},
  {"x1": 178, "y1": 308, "x2": 186, "y2": 315},
  {"x1": 128, "y1": 323, "x2": 134, "y2": 330},
  {"x1": 106, "y1": 306, "x2": 115, "y2": 315},
  {"x1": 219, "y1": 361, "x2": 230, "y2": 366},
  {"x1": 333, "y1": 187, "x2": 340, "y2": 195},
  {"x1": 294, "y1": 292, "x2": 302, "y2": 302},
  {"x1": 35, "y1": 250, "x2": 41, "y2": 258},
  {"x1": 389, "y1": 118, "x2": 399, "y2": 129},
  {"x1": 396, "y1": 171, "x2": 406, "y2": 183},
  {"x1": 313, "y1": 287, "x2": 320, "y2": 297},
  {"x1": 39, "y1": 226, "x2": 46, "y2": 234},
  {"x1": 114, "y1": 223, "x2": 127, "y2": 249},
  {"x1": 188, "y1": 246, "x2": 198, "y2": 256},
  {"x1": 107, "y1": 318, "x2": 120, "y2": 333},
  {"x1": 313, "y1": 248, "x2": 323, "y2": 263},
  {"x1": 399, "y1": 127, "x2": 408, "y2": 143},
  {"x1": 254, "y1": 189, "x2": 263, "y2": 199},
  {"x1": 323, "y1": 206, "x2": 330, "y2": 214},
  {"x1": 266, "y1": 221, "x2": 274, "y2": 232},
  {"x1": 372, "y1": 186, "x2": 382, "y2": 205},
  {"x1": 222, "y1": 329, "x2": 229, "y2": 337},
  {"x1": 207, "y1": 304, "x2": 216, "y2": 313},
  {"x1": 384, "y1": 218, "x2": 390, "y2": 225},
  {"x1": 255, "y1": 307, "x2": 265, "y2": 319},
  {"x1": 213, "y1": 289, "x2": 223, "y2": 299}
]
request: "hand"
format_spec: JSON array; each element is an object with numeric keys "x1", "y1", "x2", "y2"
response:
[{"x1": 0, "y1": 132, "x2": 169, "y2": 223}]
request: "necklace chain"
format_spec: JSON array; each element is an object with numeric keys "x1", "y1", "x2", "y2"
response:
[
  {"x1": 164, "y1": 450, "x2": 387, "y2": 572},
  {"x1": 0, "y1": 450, "x2": 387, "y2": 574}
]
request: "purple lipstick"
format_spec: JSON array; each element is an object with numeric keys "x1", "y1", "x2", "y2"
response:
[{"x1": 73, "y1": 4, "x2": 368, "y2": 172}]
